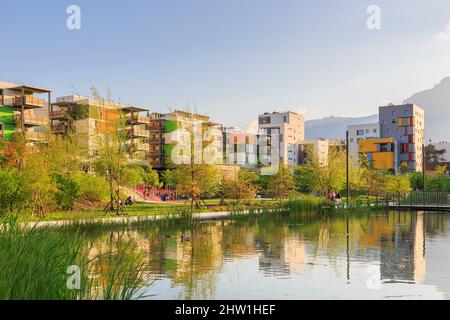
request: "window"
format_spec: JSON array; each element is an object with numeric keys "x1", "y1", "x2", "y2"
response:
[
  {"x1": 373, "y1": 129, "x2": 377, "y2": 133},
  {"x1": 259, "y1": 117, "x2": 271, "y2": 125},
  {"x1": 365, "y1": 129, "x2": 369, "y2": 134},
  {"x1": 357, "y1": 130, "x2": 364, "y2": 136},
  {"x1": 350, "y1": 138, "x2": 354, "y2": 143}
]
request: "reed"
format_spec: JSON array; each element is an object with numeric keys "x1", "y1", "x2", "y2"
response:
[{"x1": 0, "y1": 217, "x2": 149, "y2": 300}]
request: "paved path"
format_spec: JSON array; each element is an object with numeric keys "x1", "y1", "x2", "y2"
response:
[{"x1": 24, "y1": 210, "x2": 256, "y2": 229}]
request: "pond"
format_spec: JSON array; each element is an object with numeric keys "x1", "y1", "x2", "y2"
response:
[{"x1": 77, "y1": 210, "x2": 450, "y2": 300}]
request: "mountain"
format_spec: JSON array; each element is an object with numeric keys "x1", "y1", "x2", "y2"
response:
[
  {"x1": 404, "y1": 77, "x2": 450, "y2": 142},
  {"x1": 303, "y1": 77, "x2": 450, "y2": 141},
  {"x1": 305, "y1": 114, "x2": 378, "y2": 140}
]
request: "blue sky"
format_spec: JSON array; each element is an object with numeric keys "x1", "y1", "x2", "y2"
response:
[{"x1": 2, "y1": 0, "x2": 450, "y2": 127}]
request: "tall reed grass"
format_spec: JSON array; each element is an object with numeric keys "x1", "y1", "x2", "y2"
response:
[{"x1": 0, "y1": 217, "x2": 149, "y2": 300}]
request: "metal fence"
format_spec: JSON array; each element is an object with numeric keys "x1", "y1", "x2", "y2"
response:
[{"x1": 387, "y1": 191, "x2": 450, "y2": 207}]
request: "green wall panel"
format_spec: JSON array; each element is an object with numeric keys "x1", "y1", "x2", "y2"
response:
[{"x1": 0, "y1": 105, "x2": 15, "y2": 141}]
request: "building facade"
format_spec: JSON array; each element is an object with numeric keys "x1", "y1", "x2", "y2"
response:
[
  {"x1": 50, "y1": 95, "x2": 151, "y2": 163},
  {"x1": 347, "y1": 123, "x2": 380, "y2": 163},
  {"x1": 358, "y1": 138, "x2": 396, "y2": 171},
  {"x1": 298, "y1": 139, "x2": 329, "y2": 166},
  {"x1": 0, "y1": 81, "x2": 51, "y2": 146},
  {"x1": 379, "y1": 103, "x2": 425, "y2": 172},
  {"x1": 258, "y1": 111, "x2": 305, "y2": 166}
]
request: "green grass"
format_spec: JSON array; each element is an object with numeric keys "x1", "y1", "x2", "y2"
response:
[
  {"x1": 0, "y1": 217, "x2": 149, "y2": 300},
  {"x1": 18, "y1": 199, "x2": 281, "y2": 222}
]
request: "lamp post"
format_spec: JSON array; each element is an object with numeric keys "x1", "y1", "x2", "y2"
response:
[
  {"x1": 423, "y1": 142, "x2": 426, "y2": 206},
  {"x1": 346, "y1": 130, "x2": 349, "y2": 208}
]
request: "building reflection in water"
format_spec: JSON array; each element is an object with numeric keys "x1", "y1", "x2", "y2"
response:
[
  {"x1": 82, "y1": 210, "x2": 449, "y2": 299},
  {"x1": 379, "y1": 211, "x2": 426, "y2": 284}
]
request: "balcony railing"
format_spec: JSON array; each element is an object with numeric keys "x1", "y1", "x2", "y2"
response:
[
  {"x1": 49, "y1": 110, "x2": 67, "y2": 119},
  {"x1": 131, "y1": 114, "x2": 150, "y2": 124},
  {"x1": 52, "y1": 124, "x2": 67, "y2": 133},
  {"x1": 131, "y1": 126, "x2": 149, "y2": 137},
  {"x1": 13, "y1": 96, "x2": 46, "y2": 108},
  {"x1": 131, "y1": 141, "x2": 150, "y2": 151},
  {"x1": 15, "y1": 114, "x2": 48, "y2": 126},
  {"x1": 25, "y1": 131, "x2": 46, "y2": 141}
]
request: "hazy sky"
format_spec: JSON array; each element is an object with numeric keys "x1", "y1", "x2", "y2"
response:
[{"x1": 2, "y1": 0, "x2": 450, "y2": 127}]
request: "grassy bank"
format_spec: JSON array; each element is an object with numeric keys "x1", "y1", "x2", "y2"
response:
[
  {"x1": 16, "y1": 198, "x2": 281, "y2": 222},
  {"x1": 8, "y1": 195, "x2": 390, "y2": 223},
  {"x1": 0, "y1": 218, "x2": 149, "y2": 300}
]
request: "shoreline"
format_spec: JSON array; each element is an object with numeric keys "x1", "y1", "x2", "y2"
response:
[{"x1": 23, "y1": 210, "x2": 257, "y2": 228}]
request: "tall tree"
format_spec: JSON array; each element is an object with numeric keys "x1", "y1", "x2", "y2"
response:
[{"x1": 267, "y1": 164, "x2": 295, "y2": 203}]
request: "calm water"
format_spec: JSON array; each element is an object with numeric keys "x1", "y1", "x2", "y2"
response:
[{"x1": 84, "y1": 211, "x2": 450, "y2": 300}]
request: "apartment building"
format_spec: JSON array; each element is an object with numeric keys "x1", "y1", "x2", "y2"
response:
[
  {"x1": 379, "y1": 103, "x2": 425, "y2": 172},
  {"x1": 50, "y1": 95, "x2": 150, "y2": 162},
  {"x1": 0, "y1": 81, "x2": 50, "y2": 144},
  {"x1": 347, "y1": 123, "x2": 380, "y2": 163},
  {"x1": 358, "y1": 138, "x2": 396, "y2": 171},
  {"x1": 223, "y1": 127, "x2": 258, "y2": 167},
  {"x1": 148, "y1": 110, "x2": 219, "y2": 168},
  {"x1": 298, "y1": 139, "x2": 329, "y2": 166},
  {"x1": 258, "y1": 111, "x2": 305, "y2": 166}
]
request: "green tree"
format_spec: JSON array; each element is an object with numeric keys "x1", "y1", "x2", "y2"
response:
[
  {"x1": 173, "y1": 164, "x2": 220, "y2": 212},
  {"x1": 384, "y1": 173, "x2": 411, "y2": 194},
  {"x1": 143, "y1": 165, "x2": 162, "y2": 190},
  {"x1": 267, "y1": 164, "x2": 295, "y2": 203},
  {"x1": 225, "y1": 169, "x2": 259, "y2": 206}
]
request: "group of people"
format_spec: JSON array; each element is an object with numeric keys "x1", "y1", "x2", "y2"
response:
[
  {"x1": 159, "y1": 192, "x2": 177, "y2": 202},
  {"x1": 327, "y1": 191, "x2": 341, "y2": 204}
]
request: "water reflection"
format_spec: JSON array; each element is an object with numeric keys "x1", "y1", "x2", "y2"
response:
[{"x1": 83, "y1": 211, "x2": 450, "y2": 299}]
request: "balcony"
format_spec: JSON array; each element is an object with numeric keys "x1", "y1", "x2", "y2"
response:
[
  {"x1": 131, "y1": 114, "x2": 150, "y2": 124},
  {"x1": 15, "y1": 114, "x2": 48, "y2": 126},
  {"x1": 129, "y1": 151, "x2": 150, "y2": 163},
  {"x1": 52, "y1": 124, "x2": 67, "y2": 133},
  {"x1": 49, "y1": 110, "x2": 67, "y2": 119},
  {"x1": 13, "y1": 96, "x2": 46, "y2": 108},
  {"x1": 131, "y1": 126, "x2": 149, "y2": 138},
  {"x1": 25, "y1": 131, "x2": 46, "y2": 142},
  {"x1": 148, "y1": 122, "x2": 164, "y2": 132},
  {"x1": 131, "y1": 141, "x2": 150, "y2": 151}
]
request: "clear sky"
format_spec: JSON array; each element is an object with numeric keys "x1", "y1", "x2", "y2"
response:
[{"x1": 2, "y1": 0, "x2": 450, "y2": 127}]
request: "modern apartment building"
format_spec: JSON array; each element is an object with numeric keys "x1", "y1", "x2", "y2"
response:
[
  {"x1": 50, "y1": 95, "x2": 151, "y2": 163},
  {"x1": 223, "y1": 127, "x2": 258, "y2": 167},
  {"x1": 258, "y1": 111, "x2": 305, "y2": 166},
  {"x1": 0, "y1": 81, "x2": 50, "y2": 145},
  {"x1": 148, "y1": 109, "x2": 220, "y2": 168},
  {"x1": 379, "y1": 103, "x2": 425, "y2": 172},
  {"x1": 358, "y1": 138, "x2": 396, "y2": 171},
  {"x1": 347, "y1": 123, "x2": 380, "y2": 163},
  {"x1": 298, "y1": 139, "x2": 329, "y2": 166}
]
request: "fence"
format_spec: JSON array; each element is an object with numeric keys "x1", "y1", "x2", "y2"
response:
[{"x1": 387, "y1": 191, "x2": 450, "y2": 207}]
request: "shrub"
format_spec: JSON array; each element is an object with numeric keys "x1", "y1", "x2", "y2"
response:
[
  {"x1": 77, "y1": 173, "x2": 110, "y2": 203},
  {"x1": 0, "y1": 169, "x2": 27, "y2": 215},
  {"x1": 54, "y1": 174, "x2": 81, "y2": 211}
]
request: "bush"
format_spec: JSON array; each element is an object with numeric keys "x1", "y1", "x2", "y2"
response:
[
  {"x1": 77, "y1": 173, "x2": 110, "y2": 203},
  {"x1": 0, "y1": 169, "x2": 27, "y2": 215},
  {"x1": 54, "y1": 174, "x2": 81, "y2": 211}
]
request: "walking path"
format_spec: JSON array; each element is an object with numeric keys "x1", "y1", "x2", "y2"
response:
[{"x1": 24, "y1": 210, "x2": 255, "y2": 229}]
